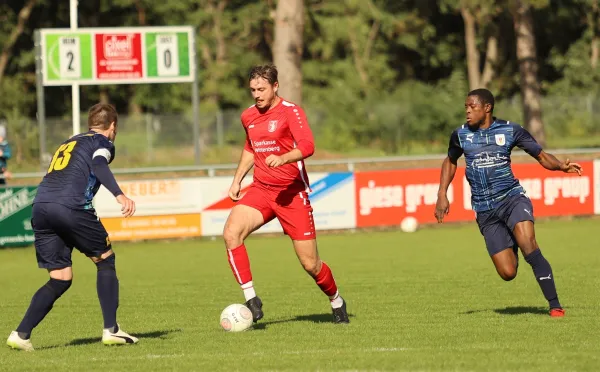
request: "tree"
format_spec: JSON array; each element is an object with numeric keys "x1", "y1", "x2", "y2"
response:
[
  {"x1": 442, "y1": 0, "x2": 500, "y2": 90},
  {"x1": 273, "y1": 0, "x2": 305, "y2": 104},
  {"x1": 0, "y1": 0, "x2": 37, "y2": 86},
  {"x1": 511, "y1": 0, "x2": 546, "y2": 146},
  {"x1": 591, "y1": 0, "x2": 599, "y2": 68}
]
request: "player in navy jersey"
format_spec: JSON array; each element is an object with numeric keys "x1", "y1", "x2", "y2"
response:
[
  {"x1": 435, "y1": 89, "x2": 582, "y2": 317},
  {"x1": 6, "y1": 104, "x2": 138, "y2": 351}
]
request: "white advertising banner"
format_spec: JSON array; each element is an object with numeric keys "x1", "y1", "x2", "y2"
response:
[
  {"x1": 200, "y1": 172, "x2": 356, "y2": 237},
  {"x1": 94, "y1": 178, "x2": 204, "y2": 218},
  {"x1": 94, "y1": 173, "x2": 356, "y2": 239}
]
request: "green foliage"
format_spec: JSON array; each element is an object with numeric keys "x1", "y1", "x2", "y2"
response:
[{"x1": 0, "y1": 0, "x2": 598, "y2": 167}]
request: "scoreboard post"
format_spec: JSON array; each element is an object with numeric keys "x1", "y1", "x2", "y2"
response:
[{"x1": 34, "y1": 26, "x2": 199, "y2": 167}]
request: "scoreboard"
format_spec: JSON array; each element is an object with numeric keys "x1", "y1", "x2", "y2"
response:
[{"x1": 40, "y1": 26, "x2": 195, "y2": 86}]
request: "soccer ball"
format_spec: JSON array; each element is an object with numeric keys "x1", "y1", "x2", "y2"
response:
[
  {"x1": 220, "y1": 304, "x2": 254, "y2": 332},
  {"x1": 400, "y1": 216, "x2": 418, "y2": 233}
]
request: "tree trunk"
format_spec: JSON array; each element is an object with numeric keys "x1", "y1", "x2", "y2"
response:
[
  {"x1": 512, "y1": 1, "x2": 546, "y2": 146},
  {"x1": 273, "y1": 0, "x2": 304, "y2": 105},
  {"x1": 0, "y1": 0, "x2": 37, "y2": 86},
  {"x1": 348, "y1": 22, "x2": 369, "y2": 89},
  {"x1": 480, "y1": 26, "x2": 499, "y2": 87},
  {"x1": 197, "y1": 0, "x2": 229, "y2": 153},
  {"x1": 591, "y1": 0, "x2": 599, "y2": 69},
  {"x1": 99, "y1": 88, "x2": 110, "y2": 104},
  {"x1": 461, "y1": 6, "x2": 480, "y2": 90}
]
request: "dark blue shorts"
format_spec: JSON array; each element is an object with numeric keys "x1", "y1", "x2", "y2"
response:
[
  {"x1": 32, "y1": 202, "x2": 112, "y2": 269},
  {"x1": 475, "y1": 194, "x2": 534, "y2": 256}
]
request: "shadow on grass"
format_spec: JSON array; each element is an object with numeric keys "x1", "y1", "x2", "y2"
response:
[
  {"x1": 36, "y1": 344, "x2": 63, "y2": 351},
  {"x1": 66, "y1": 328, "x2": 182, "y2": 346},
  {"x1": 253, "y1": 313, "x2": 354, "y2": 331},
  {"x1": 493, "y1": 306, "x2": 549, "y2": 315},
  {"x1": 462, "y1": 306, "x2": 552, "y2": 316}
]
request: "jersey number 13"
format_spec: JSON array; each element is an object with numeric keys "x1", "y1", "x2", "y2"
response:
[{"x1": 47, "y1": 140, "x2": 77, "y2": 173}]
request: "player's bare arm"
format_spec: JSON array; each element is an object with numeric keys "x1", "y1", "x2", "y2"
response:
[
  {"x1": 435, "y1": 156, "x2": 458, "y2": 223},
  {"x1": 229, "y1": 149, "x2": 255, "y2": 201},
  {"x1": 535, "y1": 151, "x2": 583, "y2": 175},
  {"x1": 265, "y1": 149, "x2": 304, "y2": 167}
]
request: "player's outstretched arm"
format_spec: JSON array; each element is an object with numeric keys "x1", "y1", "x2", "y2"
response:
[
  {"x1": 512, "y1": 124, "x2": 582, "y2": 175},
  {"x1": 92, "y1": 156, "x2": 135, "y2": 217},
  {"x1": 229, "y1": 149, "x2": 254, "y2": 201},
  {"x1": 435, "y1": 156, "x2": 458, "y2": 223},
  {"x1": 535, "y1": 151, "x2": 583, "y2": 175}
]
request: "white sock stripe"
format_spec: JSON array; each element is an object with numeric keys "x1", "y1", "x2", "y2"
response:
[
  {"x1": 243, "y1": 286, "x2": 257, "y2": 301},
  {"x1": 241, "y1": 281, "x2": 254, "y2": 289},
  {"x1": 330, "y1": 293, "x2": 344, "y2": 309},
  {"x1": 227, "y1": 249, "x2": 242, "y2": 284}
]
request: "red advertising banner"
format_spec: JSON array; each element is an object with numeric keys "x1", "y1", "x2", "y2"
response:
[
  {"x1": 95, "y1": 33, "x2": 143, "y2": 80},
  {"x1": 354, "y1": 167, "x2": 474, "y2": 227},
  {"x1": 506, "y1": 162, "x2": 592, "y2": 216},
  {"x1": 355, "y1": 161, "x2": 594, "y2": 228}
]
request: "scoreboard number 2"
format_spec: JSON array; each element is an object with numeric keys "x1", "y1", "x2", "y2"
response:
[
  {"x1": 156, "y1": 34, "x2": 179, "y2": 77},
  {"x1": 58, "y1": 36, "x2": 81, "y2": 78}
]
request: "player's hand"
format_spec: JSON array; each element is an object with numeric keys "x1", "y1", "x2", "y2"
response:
[
  {"x1": 116, "y1": 194, "x2": 136, "y2": 217},
  {"x1": 434, "y1": 194, "x2": 450, "y2": 223},
  {"x1": 3, "y1": 170, "x2": 12, "y2": 180},
  {"x1": 228, "y1": 183, "x2": 243, "y2": 201},
  {"x1": 0, "y1": 150, "x2": 3, "y2": 157},
  {"x1": 265, "y1": 154, "x2": 286, "y2": 167},
  {"x1": 560, "y1": 159, "x2": 582, "y2": 175}
]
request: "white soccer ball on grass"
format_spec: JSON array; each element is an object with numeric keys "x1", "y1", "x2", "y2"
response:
[
  {"x1": 220, "y1": 304, "x2": 254, "y2": 332},
  {"x1": 400, "y1": 216, "x2": 419, "y2": 233}
]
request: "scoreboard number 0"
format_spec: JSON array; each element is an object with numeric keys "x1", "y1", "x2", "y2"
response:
[
  {"x1": 156, "y1": 34, "x2": 179, "y2": 76},
  {"x1": 164, "y1": 49, "x2": 172, "y2": 68}
]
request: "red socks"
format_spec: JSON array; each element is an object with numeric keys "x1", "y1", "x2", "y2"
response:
[
  {"x1": 314, "y1": 262, "x2": 338, "y2": 297},
  {"x1": 227, "y1": 244, "x2": 252, "y2": 285},
  {"x1": 228, "y1": 246, "x2": 341, "y2": 305}
]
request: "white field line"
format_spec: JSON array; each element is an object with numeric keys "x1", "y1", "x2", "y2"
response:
[{"x1": 88, "y1": 347, "x2": 412, "y2": 361}]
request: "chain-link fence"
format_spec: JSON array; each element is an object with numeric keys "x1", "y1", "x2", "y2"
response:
[{"x1": 3, "y1": 95, "x2": 600, "y2": 172}]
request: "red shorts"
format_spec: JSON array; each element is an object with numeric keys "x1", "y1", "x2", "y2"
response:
[{"x1": 239, "y1": 184, "x2": 316, "y2": 240}]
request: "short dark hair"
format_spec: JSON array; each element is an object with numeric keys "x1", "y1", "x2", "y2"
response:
[
  {"x1": 249, "y1": 64, "x2": 278, "y2": 85},
  {"x1": 468, "y1": 88, "x2": 495, "y2": 111},
  {"x1": 88, "y1": 103, "x2": 118, "y2": 130}
]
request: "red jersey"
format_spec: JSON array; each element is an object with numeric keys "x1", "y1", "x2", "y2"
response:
[{"x1": 241, "y1": 98, "x2": 314, "y2": 192}]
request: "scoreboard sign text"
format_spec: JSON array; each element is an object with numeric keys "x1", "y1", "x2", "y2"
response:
[{"x1": 40, "y1": 26, "x2": 194, "y2": 86}]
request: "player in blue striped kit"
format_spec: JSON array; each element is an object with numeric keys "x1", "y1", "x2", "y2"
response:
[{"x1": 435, "y1": 89, "x2": 582, "y2": 317}]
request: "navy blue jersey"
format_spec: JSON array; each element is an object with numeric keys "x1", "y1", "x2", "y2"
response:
[
  {"x1": 447, "y1": 118, "x2": 542, "y2": 212},
  {"x1": 34, "y1": 131, "x2": 116, "y2": 210}
]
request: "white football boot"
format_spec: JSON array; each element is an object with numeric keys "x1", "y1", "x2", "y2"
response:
[
  {"x1": 6, "y1": 331, "x2": 34, "y2": 351},
  {"x1": 101, "y1": 324, "x2": 138, "y2": 345}
]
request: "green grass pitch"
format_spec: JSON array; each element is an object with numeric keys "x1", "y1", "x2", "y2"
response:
[{"x1": 1, "y1": 219, "x2": 599, "y2": 371}]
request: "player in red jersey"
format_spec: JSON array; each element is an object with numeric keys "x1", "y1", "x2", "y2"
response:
[{"x1": 222, "y1": 65, "x2": 349, "y2": 324}]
